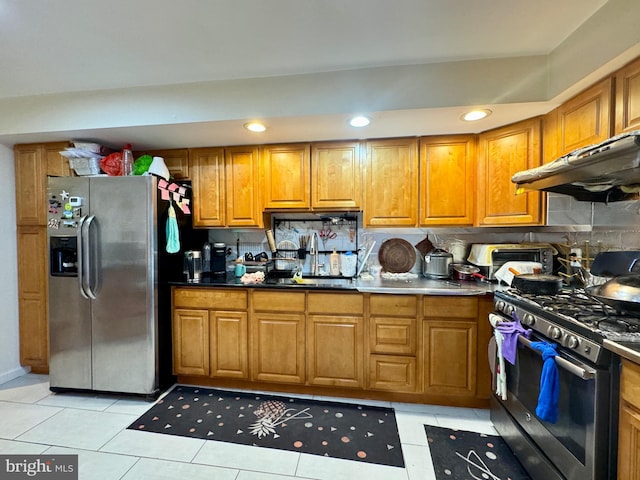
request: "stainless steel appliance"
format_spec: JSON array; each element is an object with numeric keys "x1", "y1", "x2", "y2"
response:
[
  {"x1": 47, "y1": 176, "x2": 159, "y2": 397},
  {"x1": 468, "y1": 243, "x2": 556, "y2": 280},
  {"x1": 489, "y1": 287, "x2": 634, "y2": 479},
  {"x1": 183, "y1": 250, "x2": 202, "y2": 282},
  {"x1": 512, "y1": 131, "x2": 640, "y2": 202}
]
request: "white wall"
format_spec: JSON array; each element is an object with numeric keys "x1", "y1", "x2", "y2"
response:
[{"x1": 0, "y1": 145, "x2": 28, "y2": 383}]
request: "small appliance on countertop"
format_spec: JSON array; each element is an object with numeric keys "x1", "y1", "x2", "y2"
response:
[{"x1": 467, "y1": 243, "x2": 557, "y2": 280}]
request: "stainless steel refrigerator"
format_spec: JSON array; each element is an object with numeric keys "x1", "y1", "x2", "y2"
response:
[{"x1": 47, "y1": 175, "x2": 159, "y2": 396}]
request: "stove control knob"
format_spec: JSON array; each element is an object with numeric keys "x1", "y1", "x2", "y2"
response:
[
  {"x1": 522, "y1": 313, "x2": 535, "y2": 326},
  {"x1": 495, "y1": 301, "x2": 505, "y2": 312},
  {"x1": 548, "y1": 326, "x2": 562, "y2": 340},
  {"x1": 567, "y1": 335, "x2": 579, "y2": 349},
  {"x1": 504, "y1": 304, "x2": 515, "y2": 315}
]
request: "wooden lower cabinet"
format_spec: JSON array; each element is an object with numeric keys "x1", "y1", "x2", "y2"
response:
[
  {"x1": 618, "y1": 359, "x2": 640, "y2": 479},
  {"x1": 17, "y1": 226, "x2": 49, "y2": 372},
  {"x1": 307, "y1": 314, "x2": 364, "y2": 388},
  {"x1": 252, "y1": 312, "x2": 305, "y2": 384},
  {"x1": 172, "y1": 288, "x2": 248, "y2": 379},
  {"x1": 171, "y1": 287, "x2": 491, "y2": 406},
  {"x1": 173, "y1": 308, "x2": 209, "y2": 376},
  {"x1": 423, "y1": 297, "x2": 479, "y2": 398},
  {"x1": 423, "y1": 319, "x2": 477, "y2": 396},
  {"x1": 368, "y1": 294, "x2": 418, "y2": 392},
  {"x1": 210, "y1": 310, "x2": 248, "y2": 379},
  {"x1": 307, "y1": 292, "x2": 364, "y2": 388}
]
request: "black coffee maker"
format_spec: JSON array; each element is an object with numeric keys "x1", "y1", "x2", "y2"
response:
[{"x1": 212, "y1": 242, "x2": 226, "y2": 276}]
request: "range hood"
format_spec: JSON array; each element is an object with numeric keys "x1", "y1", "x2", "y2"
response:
[{"x1": 512, "y1": 131, "x2": 640, "y2": 202}]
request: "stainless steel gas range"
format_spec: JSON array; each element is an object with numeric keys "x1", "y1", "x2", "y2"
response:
[{"x1": 489, "y1": 288, "x2": 640, "y2": 480}]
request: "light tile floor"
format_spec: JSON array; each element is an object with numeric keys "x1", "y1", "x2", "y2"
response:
[{"x1": 0, "y1": 374, "x2": 496, "y2": 480}]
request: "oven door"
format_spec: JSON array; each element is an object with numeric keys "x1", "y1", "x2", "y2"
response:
[{"x1": 495, "y1": 332, "x2": 612, "y2": 480}]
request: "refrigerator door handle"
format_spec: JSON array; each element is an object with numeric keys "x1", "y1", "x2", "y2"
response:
[
  {"x1": 82, "y1": 215, "x2": 97, "y2": 300},
  {"x1": 77, "y1": 215, "x2": 90, "y2": 299}
]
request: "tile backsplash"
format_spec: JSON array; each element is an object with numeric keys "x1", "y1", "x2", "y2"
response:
[{"x1": 202, "y1": 194, "x2": 640, "y2": 274}]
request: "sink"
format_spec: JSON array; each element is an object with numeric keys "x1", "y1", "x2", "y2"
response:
[{"x1": 267, "y1": 277, "x2": 353, "y2": 288}]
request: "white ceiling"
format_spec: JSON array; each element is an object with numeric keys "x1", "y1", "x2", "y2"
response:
[{"x1": 1, "y1": 0, "x2": 638, "y2": 149}]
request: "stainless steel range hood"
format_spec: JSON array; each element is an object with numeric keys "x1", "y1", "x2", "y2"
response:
[{"x1": 512, "y1": 131, "x2": 640, "y2": 202}]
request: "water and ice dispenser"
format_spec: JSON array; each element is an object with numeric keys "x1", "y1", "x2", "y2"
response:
[{"x1": 50, "y1": 236, "x2": 78, "y2": 276}]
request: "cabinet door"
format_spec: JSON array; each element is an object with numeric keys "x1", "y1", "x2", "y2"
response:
[
  {"x1": 616, "y1": 57, "x2": 640, "y2": 134},
  {"x1": 210, "y1": 310, "x2": 248, "y2": 379},
  {"x1": 477, "y1": 118, "x2": 542, "y2": 226},
  {"x1": 262, "y1": 143, "x2": 310, "y2": 209},
  {"x1": 618, "y1": 401, "x2": 640, "y2": 480},
  {"x1": 423, "y1": 319, "x2": 477, "y2": 397},
  {"x1": 173, "y1": 308, "x2": 209, "y2": 376},
  {"x1": 45, "y1": 142, "x2": 72, "y2": 177},
  {"x1": 556, "y1": 78, "x2": 613, "y2": 155},
  {"x1": 190, "y1": 147, "x2": 225, "y2": 227},
  {"x1": 307, "y1": 314, "x2": 364, "y2": 388},
  {"x1": 363, "y1": 138, "x2": 418, "y2": 227},
  {"x1": 140, "y1": 149, "x2": 189, "y2": 179},
  {"x1": 225, "y1": 146, "x2": 262, "y2": 227},
  {"x1": 17, "y1": 226, "x2": 48, "y2": 371},
  {"x1": 15, "y1": 145, "x2": 46, "y2": 225},
  {"x1": 251, "y1": 312, "x2": 305, "y2": 384},
  {"x1": 311, "y1": 141, "x2": 361, "y2": 209},
  {"x1": 419, "y1": 135, "x2": 475, "y2": 226}
]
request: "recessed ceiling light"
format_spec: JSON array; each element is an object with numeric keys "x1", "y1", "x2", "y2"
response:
[
  {"x1": 349, "y1": 116, "x2": 370, "y2": 127},
  {"x1": 244, "y1": 122, "x2": 266, "y2": 132},
  {"x1": 461, "y1": 109, "x2": 492, "y2": 121}
]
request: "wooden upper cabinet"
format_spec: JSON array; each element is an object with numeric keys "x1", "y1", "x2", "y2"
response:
[
  {"x1": 556, "y1": 78, "x2": 613, "y2": 156},
  {"x1": 45, "y1": 142, "x2": 73, "y2": 177},
  {"x1": 139, "y1": 148, "x2": 190, "y2": 179},
  {"x1": 262, "y1": 143, "x2": 311, "y2": 209},
  {"x1": 477, "y1": 118, "x2": 542, "y2": 226},
  {"x1": 15, "y1": 143, "x2": 70, "y2": 225},
  {"x1": 363, "y1": 138, "x2": 419, "y2": 227},
  {"x1": 419, "y1": 135, "x2": 476, "y2": 226},
  {"x1": 225, "y1": 146, "x2": 262, "y2": 227},
  {"x1": 311, "y1": 141, "x2": 361, "y2": 209},
  {"x1": 190, "y1": 147, "x2": 225, "y2": 227},
  {"x1": 616, "y1": 57, "x2": 640, "y2": 134}
]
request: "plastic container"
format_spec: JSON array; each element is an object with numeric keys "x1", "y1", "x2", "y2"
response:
[
  {"x1": 329, "y1": 248, "x2": 340, "y2": 276},
  {"x1": 122, "y1": 144, "x2": 134, "y2": 176}
]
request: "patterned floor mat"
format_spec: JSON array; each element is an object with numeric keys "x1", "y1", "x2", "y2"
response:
[
  {"x1": 129, "y1": 385, "x2": 405, "y2": 467},
  {"x1": 425, "y1": 425, "x2": 531, "y2": 479}
]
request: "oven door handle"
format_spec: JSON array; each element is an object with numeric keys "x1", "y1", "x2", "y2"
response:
[{"x1": 518, "y1": 335, "x2": 596, "y2": 380}]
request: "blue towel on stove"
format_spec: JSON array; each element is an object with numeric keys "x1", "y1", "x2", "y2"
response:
[{"x1": 530, "y1": 341, "x2": 559, "y2": 423}]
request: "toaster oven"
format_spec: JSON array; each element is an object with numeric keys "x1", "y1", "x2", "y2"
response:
[{"x1": 467, "y1": 243, "x2": 557, "y2": 280}]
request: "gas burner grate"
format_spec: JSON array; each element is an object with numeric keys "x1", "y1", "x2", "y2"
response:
[{"x1": 499, "y1": 288, "x2": 640, "y2": 337}]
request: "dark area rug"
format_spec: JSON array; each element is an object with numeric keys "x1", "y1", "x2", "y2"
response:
[
  {"x1": 129, "y1": 385, "x2": 405, "y2": 468},
  {"x1": 425, "y1": 425, "x2": 531, "y2": 479}
]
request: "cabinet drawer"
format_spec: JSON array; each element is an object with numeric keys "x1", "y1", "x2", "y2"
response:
[
  {"x1": 173, "y1": 288, "x2": 247, "y2": 310},
  {"x1": 307, "y1": 292, "x2": 364, "y2": 314},
  {"x1": 370, "y1": 294, "x2": 417, "y2": 316},
  {"x1": 370, "y1": 317, "x2": 417, "y2": 355},
  {"x1": 368, "y1": 354, "x2": 417, "y2": 392},
  {"x1": 252, "y1": 291, "x2": 306, "y2": 312},
  {"x1": 424, "y1": 296, "x2": 477, "y2": 318}
]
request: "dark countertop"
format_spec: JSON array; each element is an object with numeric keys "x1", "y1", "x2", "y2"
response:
[{"x1": 169, "y1": 272, "x2": 498, "y2": 296}]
